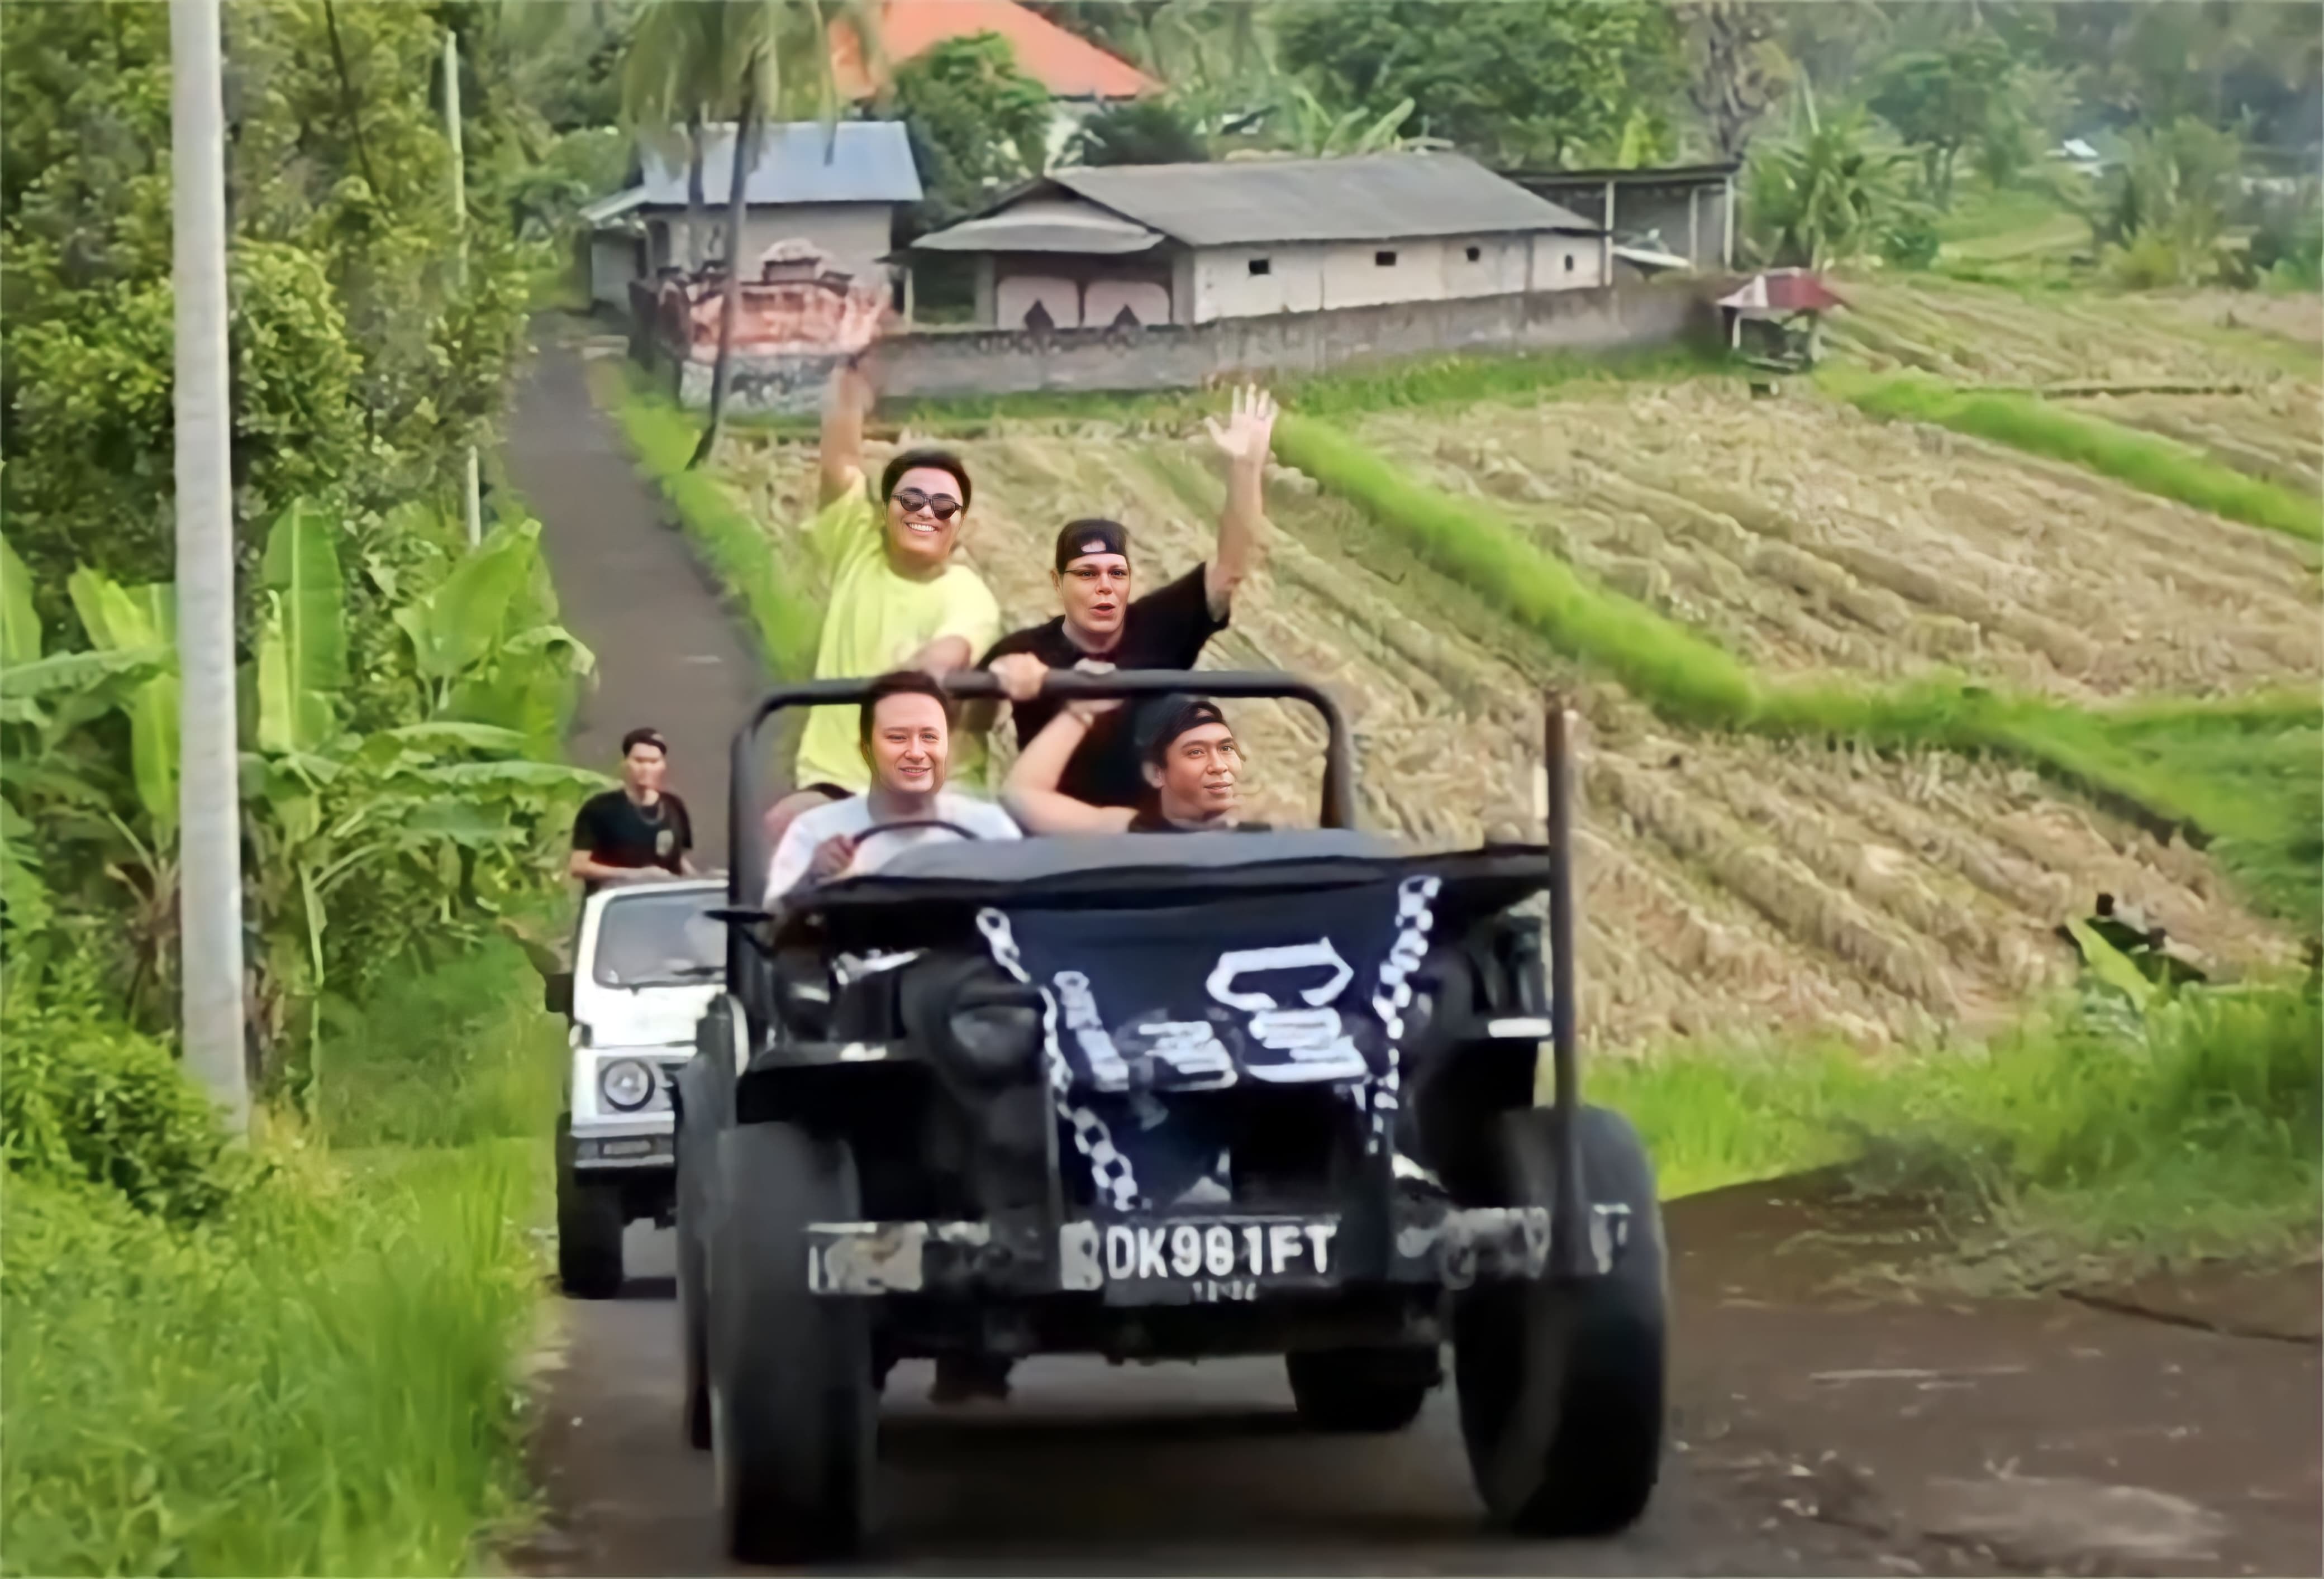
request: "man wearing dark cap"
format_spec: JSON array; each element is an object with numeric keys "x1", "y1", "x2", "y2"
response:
[
  {"x1": 978, "y1": 385, "x2": 1278, "y2": 807},
  {"x1": 763, "y1": 359, "x2": 1004, "y2": 847},
  {"x1": 569, "y1": 727, "x2": 697, "y2": 893},
  {"x1": 1003, "y1": 686, "x2": 1264, "y2": 836}
]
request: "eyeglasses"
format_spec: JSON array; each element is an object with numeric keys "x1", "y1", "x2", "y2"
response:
[{"x1": 890, "y1": 488, "x2": 963, "y2": 522}]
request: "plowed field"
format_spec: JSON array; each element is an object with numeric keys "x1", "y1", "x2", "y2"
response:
[{"x1": 722, "y1": 408, "x2": 2305, "y2": 1051}]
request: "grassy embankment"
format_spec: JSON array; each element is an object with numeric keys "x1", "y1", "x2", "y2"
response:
[{"x1": 1, "y1": 940, "x2": 568, "y2": 1576}]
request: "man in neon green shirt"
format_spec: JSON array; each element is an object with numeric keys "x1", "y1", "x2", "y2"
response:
[{"x1": 764, "y1": 360, "x2": 1002, "y2": 847}]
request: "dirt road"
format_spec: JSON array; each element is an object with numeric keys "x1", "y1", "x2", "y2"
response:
[{"x1": 506, "y1": 330, "x2": 2322, "y2": 1579}]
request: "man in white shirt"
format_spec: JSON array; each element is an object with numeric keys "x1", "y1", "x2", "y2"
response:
[{"x1": 764, "y1": 670, "x2": 1021, "y2": 907}]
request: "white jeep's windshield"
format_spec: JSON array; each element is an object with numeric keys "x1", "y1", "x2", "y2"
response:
[{"x1": 592, "y1": 889, "x2": 725, "y2": 989}]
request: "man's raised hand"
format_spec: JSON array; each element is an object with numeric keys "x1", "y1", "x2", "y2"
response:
[{"x1": 1204, "y1": 384, "x2": 1278, "y2": 467}]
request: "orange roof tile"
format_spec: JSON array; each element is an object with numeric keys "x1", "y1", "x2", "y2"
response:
[{"x1": 832, "y1": 0, "x2": 1158, "y2": 101}]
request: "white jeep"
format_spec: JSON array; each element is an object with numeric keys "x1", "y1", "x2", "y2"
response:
[{"x1": 547, "y1": 875, "x2": 726, "y2": 1297}]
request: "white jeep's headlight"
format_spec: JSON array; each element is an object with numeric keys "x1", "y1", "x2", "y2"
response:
[{"x1": 600, "y1": 1058, "x2": 655, "y2": 1111}]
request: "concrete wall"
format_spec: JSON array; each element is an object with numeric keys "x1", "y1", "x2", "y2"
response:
[{"x1": 669, "y1": 280, "x2": 1713, "y2": 413}]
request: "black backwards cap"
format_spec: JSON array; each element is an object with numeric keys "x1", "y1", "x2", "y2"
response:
[
  {"x1": 620, "y1": 727, "x2": 669, "y2": 757},
  {"x1": 1054, "y1": 518, "x2": 1132, "y2": 573},
  {"x1": 1131, "y1": 693, "x2": 1228, "y2": 765}
]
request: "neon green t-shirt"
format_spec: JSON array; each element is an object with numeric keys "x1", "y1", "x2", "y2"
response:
[{"x1": 791, "y1": 474, "x2": 1002, "y2": 795}]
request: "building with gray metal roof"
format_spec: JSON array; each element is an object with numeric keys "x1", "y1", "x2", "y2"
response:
[
  {"x1": 580, "y1": 122, "x2": 922, "y2": 313},
  {"x1": 907, "y1": 152, "x2": 1611, "y2": 331}
]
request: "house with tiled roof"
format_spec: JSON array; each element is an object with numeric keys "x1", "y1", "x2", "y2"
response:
[{"x1": 830, "y1": 0, "x2": 1158, "y2": 104}]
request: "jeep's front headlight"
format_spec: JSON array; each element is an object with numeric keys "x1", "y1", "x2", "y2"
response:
[{"x1": 600, "y1": 1057, "x2": 655, "y2": 1111}]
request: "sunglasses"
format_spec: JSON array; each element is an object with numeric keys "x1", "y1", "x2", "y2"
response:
[{"x1": 890, "y1": 488, "x2": 963, "y2": 522}]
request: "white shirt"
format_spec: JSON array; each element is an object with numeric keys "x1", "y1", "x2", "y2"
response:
[{"x1": 764, "y1": 791, "x2": 1023, "y2": 906}]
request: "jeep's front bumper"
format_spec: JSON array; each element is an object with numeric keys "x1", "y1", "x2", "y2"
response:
[
  {"x1": 569, "y1": 1118, "x2": 676, "y2": 1173},
  {"x1": 802, "y1": 1200, "x2": 1631, "y2": 1304}
]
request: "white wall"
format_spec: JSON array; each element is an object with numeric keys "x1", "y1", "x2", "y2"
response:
[
  {"x1": 590, "y1": 233, "x2": 644, "y2": 308},
  {"x1": 996, "y1": 274, "x2": 1083, "y2": 328},
  {"x1": 1530, "y1": 233, "x2": 1605, "y2": 290},
  {"x1": 664, "y1": 202, "x2": 897, "y2": 285},
  {"x1": 1188, "y1": 231, "x2": 1589, "y2": 323}
]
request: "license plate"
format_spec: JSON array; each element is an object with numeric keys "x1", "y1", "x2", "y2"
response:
[{"x1": 1099, "y1": 1215, "x2": 1340, "y2": 1305}]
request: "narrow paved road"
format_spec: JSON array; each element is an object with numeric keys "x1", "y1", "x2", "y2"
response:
[
  {"x1": 507, "y1": 331, "x2": 766, "y2": 861},
  {"x1": 505, "y1": 326, "x2": 2323, "y2": 1579}
]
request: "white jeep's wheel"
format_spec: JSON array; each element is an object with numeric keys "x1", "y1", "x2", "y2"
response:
[
  {"x1": 708, "y1": 1120, "x2": 875, "y2": 1564},
  {"x1": 1452, "y1": 1105, "x2": 1667, "y2": 1537},
  {"x1": 555, "y1": 1113, "x2": 626, "y2": 1299}
]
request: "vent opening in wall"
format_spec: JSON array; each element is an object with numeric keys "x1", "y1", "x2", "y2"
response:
[
  {"x1": 1464, "y1": 245, "x2": 1481, "y2": 263},
  {"x1": 1564, "y1": 254, "x2": 1576, "y2": 273},
  {"x1": 1248, "y1": 257, "x2": 1271, "y2": 276},
  {"x1": 1375, "y1": 249, "x2": 1397, "y2": 266}
]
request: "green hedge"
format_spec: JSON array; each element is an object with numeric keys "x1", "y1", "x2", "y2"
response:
[{"x1": 1823, "y1": 369, "x2": 2324, "y2": 545}]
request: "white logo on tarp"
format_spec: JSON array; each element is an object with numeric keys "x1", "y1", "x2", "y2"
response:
[
  {"x1": 1053, "y1": 970, "x2": 1130, "y2": 1089},
  {"x1": 1130, "y1": 1019, "x2": 1236, "y2": 1087},
  {"x1": 1205, "y1": 940, "x2": 1367, "y2": 1082}
]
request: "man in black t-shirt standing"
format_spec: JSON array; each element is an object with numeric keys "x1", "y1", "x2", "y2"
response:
[
  {"x1": 975, "y1": 385, "x2": 1278, "y2": 805},
  {"x1": 569, "y1": 727, "x2": 697, "y2": 894}
]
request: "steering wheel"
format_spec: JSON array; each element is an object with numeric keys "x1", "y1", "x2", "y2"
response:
[{"x1": 845, "y1": 818, "x2": 989, "y2": 859}]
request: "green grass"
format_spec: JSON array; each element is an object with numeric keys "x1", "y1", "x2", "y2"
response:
[
  {"x1": 318, "y1": 933, "x2": 568, "y2": 1150},
  {"x1": 1274, "y1": 409, "x2": 2323, "y2": 927},
  {"x1": 598, "y1": 362, "x2": 821, "y2": 680},
  {"x1": 1591, "y1": 977, "x2": 2323, "y2": 1281},
  {"x1": 1823, "y1": 368, "x2": 2324, "y2": 545},
  {"x1": 1, "y1": 946, "x2": 560, "y2": 1576}
]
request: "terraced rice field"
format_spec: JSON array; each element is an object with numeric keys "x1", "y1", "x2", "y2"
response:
[
  {"x1": 1835, "y1": 276, "x2": 2324, "y2": 490},
  {"x1": 1341, "y1": 384, "x2": 2321, "y2": 702},
  {"x1": 722, "y1": 409, "x2": 2305, "y2": 1052}
]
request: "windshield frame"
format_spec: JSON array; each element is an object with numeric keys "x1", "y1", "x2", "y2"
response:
[{"x1": 588, "y1": 885, "x2": 727, "y2": 990}]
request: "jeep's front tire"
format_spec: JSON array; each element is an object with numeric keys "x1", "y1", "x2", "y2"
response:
[
  {"x1": 1452, "y1": 1105, "x2": 1667, "y2": 1537},
  {"x1": 1286, "y1": 1345, "x2": 1440, "y2": 1432},
  {"x1": 555, "y1": 1113, "x2": 626, "y2": 1299},
  {"x1": 708, "y1": 1120, "x2": 875, "y2": 1564}
]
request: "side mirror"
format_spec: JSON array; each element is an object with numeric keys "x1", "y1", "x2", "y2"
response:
[{"x1": 544, "y1": 971, "x2": 574, "y2": 1017}]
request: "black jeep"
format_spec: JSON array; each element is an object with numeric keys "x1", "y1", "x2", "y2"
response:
[{"x1": 674, "y1": 670, "x2": 1666, "y2": 1563}]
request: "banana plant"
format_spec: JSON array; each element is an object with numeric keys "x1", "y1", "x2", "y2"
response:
[
  {"x1": 240, "y1": 504, "x2": 606, "y2": 1098},
  {"x1": 1271, "y1": 83, "x2": 1448, "y2": 159}
]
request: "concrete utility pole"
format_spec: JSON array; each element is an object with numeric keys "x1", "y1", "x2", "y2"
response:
[
  {"x1": 170, "y1": 0, "x2": 251, "y2": 1134},
  {"x1": 446, "y1": 28, "x2": 482, "y2": 549}
]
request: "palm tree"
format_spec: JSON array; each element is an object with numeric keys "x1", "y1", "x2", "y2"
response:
[
  {"x1": 622, "y1": 2, "x2": 725, "y2": 271},
  {"x1": 1744, "y1": 77, "x2": 1909, "y2": 271},
  {"x1": 681, "y1": 0, "x2": 880, "y2": 469},
  {"x1": 168, "y1": 0, "x2": 252, "y2": 1132}
]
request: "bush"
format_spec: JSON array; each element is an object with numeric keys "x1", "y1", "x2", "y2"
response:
[
  {"x1": 1, "y1": 973, "x2": 236, "y2": 1224},
  {"x1": 1880, "y1": 206, "x2": 1943, "y2": 270},
  {"x1": 1, "y1": 1144, "x2": 541, "y2": 1577}
]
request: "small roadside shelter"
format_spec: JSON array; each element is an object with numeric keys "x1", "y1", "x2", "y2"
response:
[{"x1": 1717, "y1": 269, "x2": 1847, "y2": 368}]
